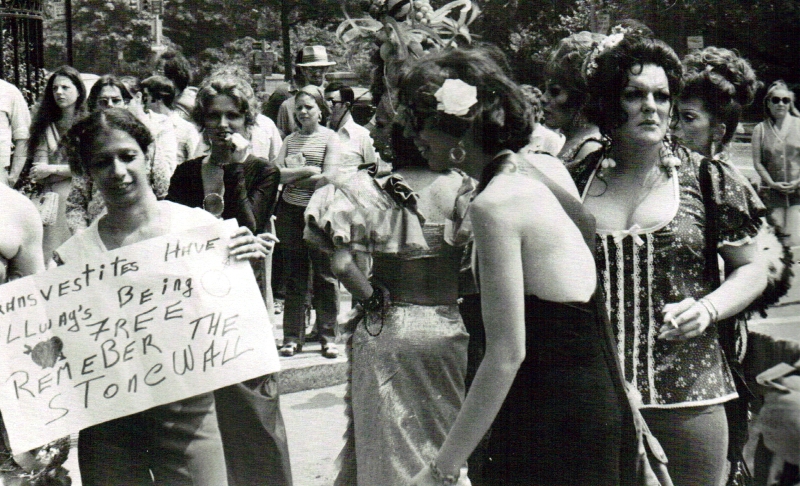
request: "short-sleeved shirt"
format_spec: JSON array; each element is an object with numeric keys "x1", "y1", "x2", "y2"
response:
[
  {"x1": 570, "y1": 149, "x2": 765, "y2": 408},
  {"x1": 0, "y1": 79, "x2": 31, "y2": 168},
  {"x1": 279, "y1": 127, "x2": 334, "y2": 207}
]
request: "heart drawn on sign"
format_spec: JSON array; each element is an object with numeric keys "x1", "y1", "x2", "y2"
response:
[{"x1": 23, "y1": 337, "x2": 67, "y2": 369}]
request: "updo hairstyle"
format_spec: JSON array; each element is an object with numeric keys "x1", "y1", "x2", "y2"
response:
[
  {"x1": 396, "y1": 47, "x2": 533, "y2": 155},
  {"x1": 64, "y1": 108, "x2": 154, "y2": 177},
  {"x1": 680, "y1": 47, "x2": 761, "y2": 145},
  {"x1": 584, "y1": 34, "x2": 683, "y2": 138},
  {"x1": 544, "y1": 31, "x2": 606, "y2": 112},
  {"x1": 193, "y1": 74, "x2": 259, "y2": 128}
]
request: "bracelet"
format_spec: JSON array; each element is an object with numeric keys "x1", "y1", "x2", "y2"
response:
[
  {"x1": 697, "y1": 298, "x2": 719, "y2": 324},
  {"x1": 362, "y1": 279, "x2": 390, "y2": 337},
  {"x1": 429, "y1": 460, "x2": 460, "y2": 486}
]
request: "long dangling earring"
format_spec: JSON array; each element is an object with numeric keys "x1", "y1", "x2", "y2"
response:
[{"x1": 449, "y1": 140, "x2": 466, "y2": 165}]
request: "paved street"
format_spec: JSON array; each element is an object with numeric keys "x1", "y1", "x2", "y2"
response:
[{"x1": 282, "y1": 384, "x2": 348, "y2": 486}]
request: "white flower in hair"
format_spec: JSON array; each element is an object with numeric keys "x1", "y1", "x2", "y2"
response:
[
  {"x1": 584, "y1": 31, "x2": 626, "y2": 79},
  {"x1": 434, "y1": 78, "x2": 478, "y2": 116}
]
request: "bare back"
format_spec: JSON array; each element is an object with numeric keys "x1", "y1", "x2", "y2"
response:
[{"x1": 474, "y1": 171, "x2": 596, "y2": 303}]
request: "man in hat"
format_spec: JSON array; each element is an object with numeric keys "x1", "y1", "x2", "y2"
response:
[{"x1": 276, "y1": 45, "x2": 336, "y2": 136}]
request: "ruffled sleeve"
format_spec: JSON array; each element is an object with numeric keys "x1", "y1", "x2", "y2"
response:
[
  {"x1": 304, "y1": 170, "x2": 428, "y2": 254},
  {"x1": 444, "y1": 170, "x2": 476, "y2": 248},
  {"x1": 704, "y1": 155, "x2": 767, "y2": 247}
]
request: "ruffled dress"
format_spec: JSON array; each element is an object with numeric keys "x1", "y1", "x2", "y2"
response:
[
  {"x1": 570, "y1": 149, "x2": 765, "y2": 408},
  {"x1": 304, "y1": 169, "x2": 474, "y2": 486}
]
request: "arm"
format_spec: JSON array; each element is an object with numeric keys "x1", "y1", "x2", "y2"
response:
[
  {"x1": 8, "y1": 139, "x2": 27, "y2": 186},
  {"x1": 330, "y1": 249, "x2": 373, "y2": 300},
  {"x1": 415, "y1": 198, "x2": 526, "y2": 482},
  {"x1": 149, "y1": 120, "x2": 178, "y2": 198},
  {"x1": 247, "y1": 161, "x2": 280, "y2": 234},
  {"x1": 660, "y1": 240, "x2": 767, "y2": 340},
  {"x1": 11, "y1": 197, "x2": 45, "y2": 276}
]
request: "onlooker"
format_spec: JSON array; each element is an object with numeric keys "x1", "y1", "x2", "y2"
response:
[
  {"x1": 0, "y1": 78, "x2": 31, "y2": 186},
  {"x1": 276, "y1": 45, "x2": 336, "y2": 136},
  {"x1": 753, "y1": 80, "x2": 800, "y2": 245},
  {"x1": 275, "y1": 86, "x2": 341, "y2": 359},
  {"x1": 519, "y1": 84, "x2": 565, "y2": 157},
  {"x1": 167, "y1": 73, "x2": 290, "y2": 486},
  {"x1": 64, "y1": 74, "x2": 177, "y2": 233},
  {"x1": 17, "y1": 66, "x2": 86, "y2": 261},
  {"x1": 153, "y1": 48, "x2": 197, "y2": 121},
  {"x1": 142, "y1": 74, "x2": 202, "y2": 165},
  {"x1": 325, "y1": 83, "x2": 378, "y2": 175}
]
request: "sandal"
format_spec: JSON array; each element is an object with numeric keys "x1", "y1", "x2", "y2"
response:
[
  {"x1": 279, "y1": 342, "x2": 301, "y2": 357},
  {"x1": 321, "y1": 344, "x2": 339, "y2": 359}
]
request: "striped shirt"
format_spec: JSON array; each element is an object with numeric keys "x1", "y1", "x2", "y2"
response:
[{"x1": 281, "y1": 128, "x2": 333, "y2": 206}]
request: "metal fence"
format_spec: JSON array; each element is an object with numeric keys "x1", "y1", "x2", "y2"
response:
[{"x1": 1, "y1": 0, "x2": 45, "y2": 103}]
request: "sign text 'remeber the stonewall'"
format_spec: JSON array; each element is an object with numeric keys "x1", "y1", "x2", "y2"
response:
[{"x1": 0, "y1": 220, "x2": 280, "y2": 451}]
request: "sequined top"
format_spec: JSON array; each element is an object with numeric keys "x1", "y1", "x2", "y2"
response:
[{"x1": 570, "y1": 149, "x2": 764, "y2": 408}]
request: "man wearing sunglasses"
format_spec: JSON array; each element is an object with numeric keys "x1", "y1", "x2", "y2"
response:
[{"x1": 324, "y1": 83, "x2": 378, "y2": 177}]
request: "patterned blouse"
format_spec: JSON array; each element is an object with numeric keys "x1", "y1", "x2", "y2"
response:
[{"x1": 570, "y1": 149, "x2": 764, "y2": 408}]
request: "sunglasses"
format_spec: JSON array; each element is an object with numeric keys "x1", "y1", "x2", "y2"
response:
[{"x1": 771, "y1": 97, "x2": 792, "y2": 105}]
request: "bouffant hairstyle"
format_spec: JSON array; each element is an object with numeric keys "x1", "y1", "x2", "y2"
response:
[
  {"x1": 762, "y1": 80, "x2": 800, "y2": 121},
  {"x1": 680, "y1": 47, "x2": 761, "y2": 146},
  {"x1": 584, "y1": 34, "x2": 683, "y2": 137},
  {"x1": 87, "y1": 75, "x2": 133, "y2": 112},
  {"x1": 544, "y1": 31, "x2": 606, "y2": 111},
  {"x1": 64, "y1": 108, "x2": 154, "y2": 177},
  {"x1": 396, "y1": 47, "x2": 533, "y2": 155},
  {"x1": 192, "y1": 74, "x2": 259, "y2": 128},
  {"x1": 28, "y1": 66, "x2": 87, "y2": 156}
]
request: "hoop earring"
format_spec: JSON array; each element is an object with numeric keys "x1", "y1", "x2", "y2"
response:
[{"x1": 449, "y1": 140, "x2": 466, "y2": 165}]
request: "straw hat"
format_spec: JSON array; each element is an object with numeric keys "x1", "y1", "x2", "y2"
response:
[{"x1": 296, "y1": 46, "x2": 336, "y2": 67}]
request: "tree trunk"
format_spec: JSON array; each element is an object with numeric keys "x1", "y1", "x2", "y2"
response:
[{"x1": 281, "y1": 0, "x2": 291, "y2": 82}]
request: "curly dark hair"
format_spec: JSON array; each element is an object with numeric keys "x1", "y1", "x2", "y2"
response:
[
  {"x1": 544, "y1": 31, "x2": 605, "y2": 112},
  {"x1": 396, "y1": 47, "x2": 533, "y2": 155},
  {"x1": 27, "y1": 66, "x2": 87, "y2": 157},
  {"x1": 584, "y1": 34, "x2": 683, "y2": 138},
  {"x1": 680, "y1": 47, "x2": 761, "y2": 145},
  {"x1": 193, "y1": 74, "x2": 259, "y2": 128},
  {"x1": 64, "y1": 108, "x2": 154, "y2": 177},
  {"x1": 87, "y1": 75, "x2": 133, "y2": 112}
]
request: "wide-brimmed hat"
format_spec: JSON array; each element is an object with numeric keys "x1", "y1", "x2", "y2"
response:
[{"x1": 296, "y1": 45, "x2": 336, "y2": 67}]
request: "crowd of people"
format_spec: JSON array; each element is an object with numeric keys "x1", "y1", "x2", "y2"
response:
[{"x1": 0, "y1": 9, "x2": 798, "y2": 486}]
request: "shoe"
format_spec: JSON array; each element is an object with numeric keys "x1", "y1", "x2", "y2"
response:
[
  {"x1": 321, "y1": 344, "x2": 339, "y2": 359},
  {"x1": 279, "y1": 342, "x2": 301, "y2": 357},
  {"x1": 274, "y1": 300, "x2": 284, "y2": 315}
]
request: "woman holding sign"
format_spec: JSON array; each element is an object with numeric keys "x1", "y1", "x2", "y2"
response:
[{"x1": 53, "y1": 108, "x2": 274, "y2": 485}]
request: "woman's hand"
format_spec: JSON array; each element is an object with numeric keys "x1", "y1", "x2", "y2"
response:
[
  {"x1": 226, "y1": 133, "x2": 251, "y2": 163},
  {"x1": 30, "y1": 162, "x2": 54, "y2": 183},
  {"x1": 658, "y1": 298, "x2": 713, "y2": 341},
  {"x1": 228, "y1": 226, "x2": 280, "y2": 261}
]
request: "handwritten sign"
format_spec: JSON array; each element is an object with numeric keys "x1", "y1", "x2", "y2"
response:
[{"x1": 0, "y1": 220, "x2": 280, "y2": 452}]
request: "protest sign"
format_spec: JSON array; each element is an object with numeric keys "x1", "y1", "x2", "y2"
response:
[{"x1": 0, "y1": 219, "x2": 280, "y2": 452}]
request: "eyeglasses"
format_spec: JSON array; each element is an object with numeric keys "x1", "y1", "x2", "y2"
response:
[
  {"x1": 771, "y1": 97, "x2": 792, "y2": 105},
  {"x1": 97, "y1": 97, "x2": 125, "y2": 108}
]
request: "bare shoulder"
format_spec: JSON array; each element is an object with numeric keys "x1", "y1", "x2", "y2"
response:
[
  {"x1": 518, "y1": 152, "x2": 580, "y2": 199},
  {"x1": 0, "y1": 185, "x2": 39, "y2": 223}
]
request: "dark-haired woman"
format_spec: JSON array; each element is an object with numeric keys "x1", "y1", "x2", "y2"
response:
[
  {"x1": 276, "y1": 86, "x2": 341, "y2": 358},
  {"x1": 54, "y1": 108, "x2": 275, "y2": 485},
  {"x1": 17, "y1": 66, "x2": 86, "y2": 260},
  {"x1": 305, "y1": 101, "x2": 475, "y2": 486},
  {"x1": 394, "y1": 47, "x2": 626, "y2": 486},
  {"x1": 65, "y1": 74, "x2": 177, "y2": 233},
  {"x1": 542, "y1": 31, "x2": 605, "y2": 166},
  {"x1": 571, "y1": 33, "x2": 768, "y2": 485},
  {"x1": 753, "y1": 80, "x2": 800, "y2": 246}
]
